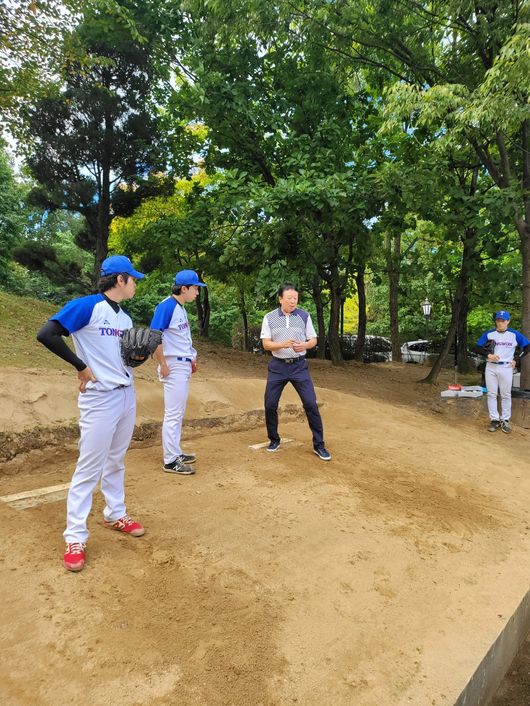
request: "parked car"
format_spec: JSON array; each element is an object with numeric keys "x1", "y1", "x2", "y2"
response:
[
  {"x1": 401, "y1": 340, "x2": 430, "y2": 363},
  {"x1": 401, "y1": 339, "x2": 481, "y2": 365},
  {"x1": 305, "y1": 334, "x2": 393, "y2": 362},
  {"x1": 348, "y1": 335, "x2": 393, "y2": 363}
]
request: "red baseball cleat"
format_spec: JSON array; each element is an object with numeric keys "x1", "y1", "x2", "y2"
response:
[
  {"x1": 104, "y1": 514, "x2": 145, "y2": 536},
  {"x1": 64, "y1": 542, "x2": 87, "y2": 572}
]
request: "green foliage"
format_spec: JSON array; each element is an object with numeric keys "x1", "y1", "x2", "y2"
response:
[
  {"x1": 110, "y1": 172, "x2": 223, "y2": 275},
  {"x1": 13, "y1": 2, "x2": 167, "y2": 280},
  {"x1": 207, "y1": 286, "x2": 247, "y2": 347},
  {"x1": 121, "y1": 273, "x2": 169, "y2": 327},
  {"x1": 0, "y1": 145, "x2": 24, "y2": 280},
  {"x1": 1, "y1": 1, "x2": 152, "y2": 119},
  {"x1": 4, "y1": 261, "x2": 74, "y2": 304},
  {"x1": 0, "y1": 1, "x2": 78, "y2": 118},
  {"x1": 1, "y1": 206, "x2": 94, "y2": 302},
  {"x1": 12, "y1": 209, "x2": 93, "y2": 291},
  {"x1": 4, "y1": 0, "x2": 530, "y2": 359}
]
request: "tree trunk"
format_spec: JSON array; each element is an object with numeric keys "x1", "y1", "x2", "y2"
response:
[
  {"x1": 457, "y1": 292, "x2": 474, "y2": 373},
  {"x1": 422, "y1": 227, "x2": 478, "y2": 384},
  {"x1": 327, "y1": 265, "x2": 343, "y2": 364},
  {"x1": 516, "y1": 118, "x2": 530, "y2": 387},
  {"x1": 386, "y1": 231, "x2": 402, "y2": 362},
  {"x1": 421, "y1": 283, "x2": 463, "y2": 384},
  {"x1": 520, "y1": 231, "x2": 530, "y2": 388},
  {"x1": 95, "y1": 113, "x2": 113, "y2": 284},
  {"x1": 195, "y1": 286, "x2": 210, "y2": 338},
  {"x1": 239, "y1": 290, "x2": 250, "y2": 351},
  {"x1": 474, "y1": 123, "x2": 530, "y2": 385},
  {"x1": 354, "y1": 267, "x2": 367, "y2": 362},
  {"x1": 312, "y1": 280, "x2": 327, "y2": 359},
  {"x1": 94, "y1": 220, "x2": 107, "y2": 285}
]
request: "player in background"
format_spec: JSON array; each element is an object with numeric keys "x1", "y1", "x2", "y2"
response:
[
  {"x1": 476, "y1": 310, "x2": 530, "y2": 433},
  {"x1": 37, "y1": 255, "x2": 146, "y2": 572},
  {"x1": 150, "y1": 270, "x2": 206, "y2": 475},
  {"x1": 260, "y1": 283, "x2": 331, "y2": 461}
]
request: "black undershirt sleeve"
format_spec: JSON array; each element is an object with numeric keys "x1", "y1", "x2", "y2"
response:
[{"x1": 36, "y1": 320, "x2": 87, "y2": 371}]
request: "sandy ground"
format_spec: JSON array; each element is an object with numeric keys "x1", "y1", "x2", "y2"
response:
[{"x1": 2, "y1": 345, "x2": 530, "y2": 705}]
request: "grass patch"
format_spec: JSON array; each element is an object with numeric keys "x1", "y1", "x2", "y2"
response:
[{"x1": 0, "y1": 291, "x2": 73, "y2": 369}]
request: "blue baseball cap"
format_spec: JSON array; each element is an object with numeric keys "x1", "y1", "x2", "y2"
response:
[
  {"x1": 494, "y1": 310, "x2": 510, "y2": 320},
  {"x1": 174, "y1": 269, "x2": 207, "y2": 287},
  {"x1": 101, "y1": 255, "x2": 145, "y2": 279}
]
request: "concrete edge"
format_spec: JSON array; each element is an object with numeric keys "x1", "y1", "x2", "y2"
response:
[{"x1": 454, "y1": 586, "x2": 530, "y2": 705}]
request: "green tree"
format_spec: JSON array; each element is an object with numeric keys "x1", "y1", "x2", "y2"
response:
[
  {"x1": 1, "y1": 1, "x2": 77, "y2": 117},
  {"x1": 151, "y1": 0, "x2": 383, "y2": 362},
  {"x1": 293, "y1": 0, "x2": 530, "y2": 378},
  {"x1": 13, "y1": 209, "x2": 93, "y2": 295},
  {"x1": 0, "y1": 144, "x2": 24, "y2": 281},
  {"x1": 110, "y1": 172, "x2": 222, "y2": 336},
  {"x1": 1, "y1": 1, "x2": 140, "y2": 117},
  {"x1": 16, "y1": 3, "x2": 165, "y2": 281}
]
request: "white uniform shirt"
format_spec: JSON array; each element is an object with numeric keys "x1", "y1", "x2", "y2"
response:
[
  {"x1": 477, "y1": 328, "x2": 530, "y2": 364},
  {"x1": 52, "y1": 294, "x2": 133, "y2": 391},
  {"x1": 150, "y1": 296, "x2": 197, "y2": 359}
]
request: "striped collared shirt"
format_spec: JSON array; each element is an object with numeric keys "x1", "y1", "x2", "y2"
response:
[{"x1": 260, "y1": 307, "x2": 317, "y2": 359}]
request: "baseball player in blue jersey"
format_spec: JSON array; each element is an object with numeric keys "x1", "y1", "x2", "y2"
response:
[
  {"x1": 261, "y1": 283, "x2": 331, "y2": 461},
  {"x1": 476, "y1": 310, "x2": 530, "y2": 433},
  {"x1": 37, "y1": 255, "x2": 146, "y2": 572},
  {"x1": 150, "y1": 269, "x2": 206, "y2": 475}
]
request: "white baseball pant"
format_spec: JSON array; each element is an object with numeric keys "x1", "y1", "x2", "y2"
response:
[
  {"x1": 64, "y1": 385, "x2": 136, "y2": 543},
  {"x1": 485, "y1": 362, "x2": 513, "y2": 421},
  {"x1": 160, "y1": 359, "x2": 191, "y2": 464}
]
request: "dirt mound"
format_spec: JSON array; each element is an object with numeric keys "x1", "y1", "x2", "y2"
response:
[{"x1": 3, "y1": 345, "x2": 530, "y2": 704}]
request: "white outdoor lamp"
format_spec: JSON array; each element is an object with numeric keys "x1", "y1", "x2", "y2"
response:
[{"x1": 422, "y1": 298, "x2": 432, "y2": 341}]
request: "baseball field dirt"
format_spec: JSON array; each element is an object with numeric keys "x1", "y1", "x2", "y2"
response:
[{"x1": 2, "y1": 343, "x2": 530, "y2": 705}]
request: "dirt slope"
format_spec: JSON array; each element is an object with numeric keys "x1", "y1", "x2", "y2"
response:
[{"x1": 2, "y1": 344, "x2": 530, "y2": 705}]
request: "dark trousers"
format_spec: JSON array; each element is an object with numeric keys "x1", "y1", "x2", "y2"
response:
[{"x1": 264, "y1": 357, "x2": 324, "y2": 448}]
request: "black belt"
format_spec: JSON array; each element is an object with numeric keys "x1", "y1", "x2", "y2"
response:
[
  {"x1": 176, "y1": 357, "x2": 193, "y2": 362},
  {"x1": 277, "y1": 357, "x2": 303, "y2": 364},
  {"x1": 488, "y1": 361, "x2": 511, "y2": 366}
]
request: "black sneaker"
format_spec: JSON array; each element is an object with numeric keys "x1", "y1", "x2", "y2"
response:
[
  {"x1": 500, "y1": 420, "x2": 512, "y2": 434},
  {"x1": 488, "y1": 420, "x2": 501, "y2": 432},
  {"x1": 313, "y1": 446, "x2": 332, "y2": 461},
  {"x1": 163, "y1": 456, "x2": 196, "y2": 475},
  {"x1": 180, "y1": 453, "x2": 196, "y2": 464},
  {"x1": 266, "y1": 440, "x2": 281, "y2": 452}
]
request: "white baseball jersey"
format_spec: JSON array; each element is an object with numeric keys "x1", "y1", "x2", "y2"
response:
[
  {"x1": 260, "y1": 307, "x2": 317, "y2": 359},
  {"x1": 150, "y1": 297, "x2": 197, "y2": 359},
  {"x1": 477, "y1": 328, "x2": 530, "y2": 364},
  {"x1": 52, "y1": 294, "x2": 133, "y2": 391}
]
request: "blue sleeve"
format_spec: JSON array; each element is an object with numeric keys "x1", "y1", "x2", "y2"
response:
[
  {"x1": 51, "y1": 294, "x2": 103, "y2": 334},
  {"x1": 513, "y1": 329, "x2": 530, "y2": 347},
  {"x1": 150, "y1": 298, "x2": 177, "y2": 332},
  {"x1": 476, "y1": 331, "x2": 491, "y2": 347}
]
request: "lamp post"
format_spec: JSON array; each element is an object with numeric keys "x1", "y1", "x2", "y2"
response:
[{"x1": 422, "y1": 298, "x2": 432, "y2": 342}]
